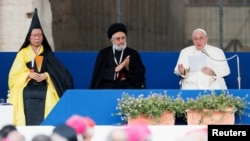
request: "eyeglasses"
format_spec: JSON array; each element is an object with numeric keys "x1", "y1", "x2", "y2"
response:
[
  {"x1": 30, "y1": 34, "x2": 43, "y2": 38},
  {"x1": 113, "y1": 36, "x2": 126, "y2": 41},
  {"x1": 193, "y1": 36, "x2": 206, "y2": 42}
]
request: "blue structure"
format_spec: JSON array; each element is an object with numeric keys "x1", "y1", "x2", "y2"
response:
[
  {"x1": 41, "y1": 89, "x2": 250, "y2": 125},
  {"x1": 0, "y1": 51, "x2": 249, "y2": 99},
  {"x1": 1, "y1": 52, "x2": 250, "y2": 125}
]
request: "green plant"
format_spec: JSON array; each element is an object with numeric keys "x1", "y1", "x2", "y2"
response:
[
  {"x1": 184, "y1": 90, "x2": 250, "y2": 120},
  {"x1": 115, "y1": 91, "x2": 185, "y2": 123}
]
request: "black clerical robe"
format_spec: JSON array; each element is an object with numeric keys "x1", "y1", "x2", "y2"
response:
[{"x1": 90, "y1": 46, "x2": 146, "y2": 89}]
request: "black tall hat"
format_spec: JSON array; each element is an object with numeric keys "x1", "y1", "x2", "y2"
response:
[{"x1": 20, "y1": 8, "x2": 52, "y2": 51}]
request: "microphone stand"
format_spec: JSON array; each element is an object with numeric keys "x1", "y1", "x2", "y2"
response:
[
  {"x1": 201, "y1": 49, "x2": 241, "y2": 89},
  {"x1": 236, "y1": 55, "x2": 241, "y2": 89}
]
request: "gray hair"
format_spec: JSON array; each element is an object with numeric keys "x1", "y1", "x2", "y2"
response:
[
  {"x1": 32, "y1": 134, "x2": 51, "y2": 141},
  {"x1": 192, "y1": 28, "x2": 207, "y2": 37},
  {"x1": 106, "y1": 128, "x2": 127, "y2": 141}
]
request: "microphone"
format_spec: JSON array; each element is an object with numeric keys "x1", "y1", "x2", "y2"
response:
[
  {"x1": 201, "y1": 48, "x2": 241, "y2": 89},
  {"x1": 201, "y1": 48, "x2": 211, "y2": 58}
]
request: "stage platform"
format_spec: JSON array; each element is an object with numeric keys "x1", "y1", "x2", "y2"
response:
[{"x1": 41, "y1": 89, "x2": 250, "y2": 126}]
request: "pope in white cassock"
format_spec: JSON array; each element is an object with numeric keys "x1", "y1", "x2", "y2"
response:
[{"x1": 174, "y1": 28, "x2": 230, "y2": 90}]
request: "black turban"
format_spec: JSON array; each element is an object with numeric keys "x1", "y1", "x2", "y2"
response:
[{"x1": 107, "y1": 23, "x2": 127, "y2": 39}]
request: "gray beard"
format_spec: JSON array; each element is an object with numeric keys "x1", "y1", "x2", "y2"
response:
[{"x1": 113, "y1": 43, "x2": 127, "y2": 51}]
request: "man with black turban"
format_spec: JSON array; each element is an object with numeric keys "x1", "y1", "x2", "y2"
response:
[
  {"x1": 8, "y1": 8, "x2": 74, "y2": 125},
  {"x1": 90, "y1": 23, "x2": 146, "y2": 89}
]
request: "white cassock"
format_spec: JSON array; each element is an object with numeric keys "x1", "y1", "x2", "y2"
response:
[{"x1": 174, "y1": 44, "x2": 230, "y2": 90}]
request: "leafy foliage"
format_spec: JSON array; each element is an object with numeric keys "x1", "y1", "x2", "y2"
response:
[
  {"x1": 114, "y1": 90, "x2": 250, "y2": 124},
  {"x1": 184, "y1": 90, "x2": 250, "y2": 119},
  {"x1": 115, "y1": 91, "x2": 185, "y2": 123}
]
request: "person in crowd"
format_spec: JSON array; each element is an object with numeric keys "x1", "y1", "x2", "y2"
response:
[
  {"x1": 66, "y1": 115, "x2": 87, "y2": 141},
  {"x1": 106, "y1": 119, "x2": 152, "y2": 141},
  {"x1": 32, "y1": 134, "x2": 51, "y2": 141},
  {"x1": 65, "y1": 115, "x2": 96, "y2": 141},
  {"x1": 81, "y1": 117, "x2": 96, "y2": 141},
  {"x1": 124, "y1": 119, "x2": 152, "y2": 141},
  {"x1": 0, "y1": 124, "x2": 25, "y2": 141},
  {"x1": 106, "y1": 127, "x2": 128, "y2": 141},
  {"x1": 8, "y1": 8, "x2": 74, "y2": 125},
  {"x1": 3, "y1": 130, "x2": 25, "y2": 141},
  {"x1": 90, "y1": 23, "x2": 146, "y2": 89},
  {"x1": 0, "y1": 124, "x2": 17, "y2": 138},
  {"x1": 174, "y1": 28, "x2": 230, "y2": 90},
  {"x1": 50, "y1": 125, "x2": 77, "y2": 141},
  {"x1": 176, "y1": 128, "x2": 207, "y2": 141}
]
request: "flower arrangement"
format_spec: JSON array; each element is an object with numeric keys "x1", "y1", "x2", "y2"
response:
[
  {"x1": 114, "y1": 90, "x2": 250, "y2": 125},
  {"x1": 184, "y1": 90, "x2": 250, "y2": 124},
  {"x1": 185, "y1": 90, "x2": 249, "y2": 115},
  {"x1": 115, "y1": 91, "x2": 185, "y2": 123}
]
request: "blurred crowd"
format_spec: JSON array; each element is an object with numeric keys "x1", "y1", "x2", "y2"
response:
[{"x1": 0, "y1": 115, "x2": 207, "y2": 141}]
